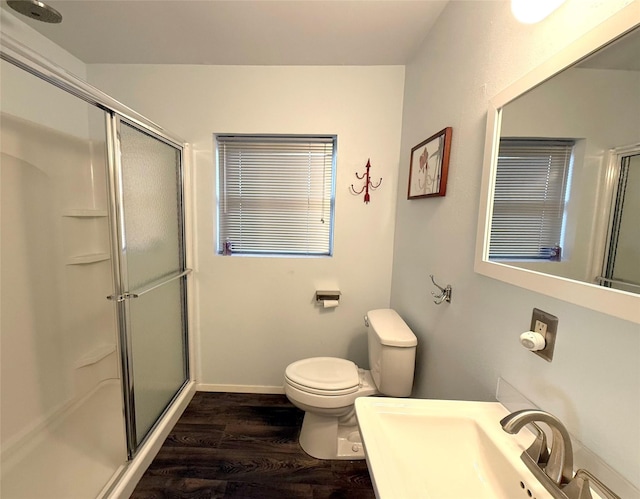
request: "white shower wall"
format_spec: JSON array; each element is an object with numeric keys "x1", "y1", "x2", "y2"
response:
[
  {"x1": 0, "y1": 10, "x2": 123, "y2": 485},
  {"x1": 0, "y1": 108, "x2": 117, "y2": 445}
]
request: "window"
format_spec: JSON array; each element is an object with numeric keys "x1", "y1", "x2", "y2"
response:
[
  {"x1": 490, "y1": 138, "x2": 574, "y2": 260},
  {"x1": 216, "y1": 135, "x2": 336, "y2": 256}
]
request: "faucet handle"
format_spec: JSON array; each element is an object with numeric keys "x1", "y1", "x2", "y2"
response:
[
  {"x1": 563, "y1": 469, "x2": 621, "y2": 499},
  {"x1": 525, "y1": 422, "x2": 550, "y2": 465}
]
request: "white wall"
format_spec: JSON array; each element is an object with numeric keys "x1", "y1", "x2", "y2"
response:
[
  {"x1": 88, "y1": 64, "x2": 406, "y2": 389},
  {"x1": 391, "y1": 0, "x2": 639, "y2": 488}
]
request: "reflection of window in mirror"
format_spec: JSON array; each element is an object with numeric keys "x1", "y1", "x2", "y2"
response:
[
  {"x1": 489, "y1": 138, "x2": 574, "y2": 261},
  {"x1": 489, "y1": 25, "x2": 640, "y2": 287}
]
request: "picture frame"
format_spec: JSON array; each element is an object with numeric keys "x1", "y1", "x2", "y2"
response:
[{"x1": 407, "y1": 127, "x2": 452, "y2": 199}]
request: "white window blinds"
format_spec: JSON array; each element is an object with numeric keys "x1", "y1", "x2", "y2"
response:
[
  {"x1": 216, "y1": 135, "x2": 336, "y2": 256},
  {"x1": 490, "y1": 139, "x2": 573, "y2": 260}
]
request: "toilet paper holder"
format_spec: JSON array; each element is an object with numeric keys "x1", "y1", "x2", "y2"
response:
[{"x1": 315, "y1": 290, "x2": 341, "y2": 303}]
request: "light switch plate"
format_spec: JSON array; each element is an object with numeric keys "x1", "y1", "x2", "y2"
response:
[{"x1": 530, "y1": 308, "x2": 558, "y2": 362}]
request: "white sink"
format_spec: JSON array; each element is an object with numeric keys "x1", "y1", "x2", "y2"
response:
[{"x1": 355, "y1": 397, "x2": 554, "y2": 499}]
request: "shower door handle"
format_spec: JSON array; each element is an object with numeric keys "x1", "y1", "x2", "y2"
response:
[
  {"x1": 107, "y1": 269, "x2": 192, "y2": 302},
  {"x1": 106, "y1": 292, "x2": 138, "y2": 302}
]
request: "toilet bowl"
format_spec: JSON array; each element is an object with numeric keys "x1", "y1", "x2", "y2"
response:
[{"x1": 284, "y1": 309, "x2": 417, "y2": 460}]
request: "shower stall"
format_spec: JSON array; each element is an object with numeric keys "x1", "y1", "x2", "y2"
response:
[{"x1": 0, "y1": 35, "x2": 192, "y2": 498}]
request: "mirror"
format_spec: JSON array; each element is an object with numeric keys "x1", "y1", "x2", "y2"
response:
[{"x1": 476, "y1": 5, "x2": 640, "y2": 324}]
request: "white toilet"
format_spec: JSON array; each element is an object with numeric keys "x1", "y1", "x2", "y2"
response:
[{"x1": 284, "y1": 308, "x2": 417, "y2": 460}]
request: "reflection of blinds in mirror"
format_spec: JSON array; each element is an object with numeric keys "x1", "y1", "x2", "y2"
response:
[{"x1": 490, "y1": 139, "x2": 574, "y2": 260}]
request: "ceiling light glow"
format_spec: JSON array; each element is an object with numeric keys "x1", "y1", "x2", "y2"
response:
[{"x1": 511, "y1": 0, "x2": 566, "y2": 24}]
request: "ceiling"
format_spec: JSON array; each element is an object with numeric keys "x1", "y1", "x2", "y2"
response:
[{"x1": 2, "y1": 0, "x2": 449, "y2": 65}]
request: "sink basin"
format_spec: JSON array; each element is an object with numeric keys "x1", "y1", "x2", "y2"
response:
[{"x1": 355, "y1": 397, "x2": 553, "y2": 499}]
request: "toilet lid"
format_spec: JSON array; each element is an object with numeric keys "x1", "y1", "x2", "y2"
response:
[{"x1": 285, "y1": 357, "x2": 359, "y2": 393}]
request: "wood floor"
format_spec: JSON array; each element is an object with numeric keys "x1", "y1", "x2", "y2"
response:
[{"x1": 131, "y1": 392, "x2": 376, "y2": 499}]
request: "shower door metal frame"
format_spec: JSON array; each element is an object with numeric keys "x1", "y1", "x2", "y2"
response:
[
  {"x1": 106, "y1": 114, "x2": 191, "y2": 458},
  {"x1": 597, "y1": 145, "x2": 640, "y2": 293}
]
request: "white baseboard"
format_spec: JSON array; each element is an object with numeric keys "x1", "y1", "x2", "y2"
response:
[{"x1": 197, "y1": 383, "x2": 285, "y2": 394}]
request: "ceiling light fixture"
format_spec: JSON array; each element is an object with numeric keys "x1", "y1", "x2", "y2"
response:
[{"x1": 511, "y1": 0, "x2": 565, "y2": 24}]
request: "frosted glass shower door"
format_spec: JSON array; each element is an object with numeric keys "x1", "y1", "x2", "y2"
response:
[{"x1": 114, "y1": 119, "x2": 188, "y2": 453}]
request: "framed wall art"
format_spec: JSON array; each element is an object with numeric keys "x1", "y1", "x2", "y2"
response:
[{"x1": 407, "y1": 127, "x2": 452, "y2": 199}]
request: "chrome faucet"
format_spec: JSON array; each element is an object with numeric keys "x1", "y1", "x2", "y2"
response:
[
  {"x1": 500, "y1": 409, "x2": 573, "y2": 486},
  {"x1": 500, "y1": 409, "x2": 621, "y2": 499}
]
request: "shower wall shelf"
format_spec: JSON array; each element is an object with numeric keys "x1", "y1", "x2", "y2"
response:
[
  {"x1": 66, "y1": 253, "x2": 110, "y2": 265},
  {"x1": 62, "y1": 209, "x2": 108, "y2": 218},
  {"x1": 75, "y1": 344, "x2": 116, "y2": 369}
]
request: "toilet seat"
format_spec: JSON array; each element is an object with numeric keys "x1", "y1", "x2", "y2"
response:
[
  {"x1": 285, "y1": 357, "x2": 360, "y2": 395},
  {"x1": 285, "y1": 365, "x2": 377, "y2": 411}
]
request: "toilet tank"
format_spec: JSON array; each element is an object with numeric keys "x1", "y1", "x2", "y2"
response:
[{"x1": 366, "y1": 309, "x2": 417, "y2": 397}]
